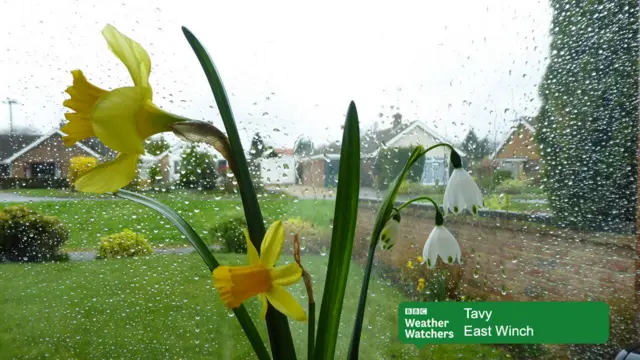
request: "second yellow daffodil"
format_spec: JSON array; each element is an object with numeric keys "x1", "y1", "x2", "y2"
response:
[
  {"x1": 213, "y1": 221, "x2": 307, "y2": 321},
  {"x1": 62, "y1": 24, "x2": 189, "y2": 193}
]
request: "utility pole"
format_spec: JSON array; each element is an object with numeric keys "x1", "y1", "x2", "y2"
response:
[{"x1": 2, "y1": 97, "x2": 20, "y2": 133}]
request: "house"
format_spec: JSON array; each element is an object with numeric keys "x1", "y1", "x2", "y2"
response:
[
  {"x1": 298, "y1": 121, "x2": 466, "y2": 188},
  {"x1": 491, "y1": 116, "x2": 540, "y2": 180},
  {"x1": 259, "y1": 148, "x2": 296, "y2": 185},
  {"x1": 298, "y1": 143, "x2": 341, "y2": 188},
  {"x1": 0, "y1": 129, "x2": 114, "y2": 180}
]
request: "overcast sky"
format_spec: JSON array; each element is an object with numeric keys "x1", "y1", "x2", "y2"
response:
[{"x1": 0, "y1": 0, "x2": 551, "y2": 149}]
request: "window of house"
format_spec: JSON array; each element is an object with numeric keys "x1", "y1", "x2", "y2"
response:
[{"x1": 0, "y1": 164, "x2": 9, "y2": 177}]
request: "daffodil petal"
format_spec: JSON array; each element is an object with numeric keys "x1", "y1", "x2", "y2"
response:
[
  {"x1": 91, "y1": 86, "x2": 145, "y2": 154},
  {"x1": 265, "y1": 285, "x2": 307, "y2": 321},
  {"x1": 259, "y1": 294, "x2": 268, "y2": 319},
  {"x1": 61, "y1": 117, "x2": 94, "y2": 146},
  {"x1": 260, "y1": 221, "x2": 284, "y2": 268},
  {"x1": 74, "y1": 153, "x2": 139, "y2": 194},
  {"x1": 102, "y1": 24, "x2": 151, "y2": 89},
  {"x1": 245, "y1": 228, "x2": 259, "y2": 265},
  {"x1": 270, "y1": 263, "x2": 302, "y2": 286}
]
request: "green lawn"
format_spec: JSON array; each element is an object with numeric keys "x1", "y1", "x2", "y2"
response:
[
  {"x1": 0, "y1": 197, "x2": 336, "y2": 250},
  {"x1": 0, "y1": 253, "x2": 507, "y2": 359}
]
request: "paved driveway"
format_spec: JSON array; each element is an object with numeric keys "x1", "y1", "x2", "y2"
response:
[{"x1": 0, "y1": 193, "x2": 80, "y2": 203}]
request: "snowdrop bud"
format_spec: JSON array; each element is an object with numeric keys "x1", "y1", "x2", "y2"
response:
[{"x1": 379, "y1": 213, "x2": 401, "y2": 250}]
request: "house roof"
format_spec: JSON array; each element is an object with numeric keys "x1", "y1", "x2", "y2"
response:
[
  {"x1": 490, "y1": 116, "x2": 536, "y2": 159},
  {"x1": 0, "y1": 133, "x2": 41, "y2": 162},
  {"x1": 301, "y1": 120, "x2": 466, "y2": 162},
  {"x1": 373, "y1": 121, "x2": 466, "y2": 157},
  {"x1": 360, "y1": 122, "x2": 413, "y2": 154},
  {"x1": 0, "y1": 129, "x2": 115, "y2": 164}
]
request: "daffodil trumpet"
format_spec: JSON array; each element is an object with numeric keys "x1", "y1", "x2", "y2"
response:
[{"x1": 213, "y1": 221, "x2": 307, "y2": 322}]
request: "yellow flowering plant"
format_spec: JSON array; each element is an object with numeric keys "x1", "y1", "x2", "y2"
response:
[{"x1": 60, "y1": 24, "x2": 482, "y2": 360}]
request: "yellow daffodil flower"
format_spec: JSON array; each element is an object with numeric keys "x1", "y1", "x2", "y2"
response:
[
  {"x1": 416, "y1": 278, "x2": 426, "y2": 292},
  {"x1": 406, "y1": 260, "x2": 413, "y2": 269},
  {"x1": 62, "y1": 24, "x2": 189, "y2": 193},
  {"x1": 417, "y1": 256, "x2": 424, "y2": 263},
  {"x1": 213, "y1": 221, "x2": 307, "y2": 321}
]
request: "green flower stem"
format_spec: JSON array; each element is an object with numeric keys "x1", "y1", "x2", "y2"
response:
[
  {"x1": 308, "y1": 301, "x2": 315, "y2": 360},
  {"x1": 182, "y1": 26, "x2": 296, "y2": 360},
  {"x1": 114, "y1": 190, "x2": 270, "y2": 360},
  {"x1": 347, "y1": 142, "x2": 454, "y2": 359},
  {"x1": 394, "y1": 196, "x2": 441, "y2": 215}
]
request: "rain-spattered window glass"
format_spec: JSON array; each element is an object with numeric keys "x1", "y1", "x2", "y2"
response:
[{"x1": 0, "y1": 1, "x2": 637, "y2": 359}]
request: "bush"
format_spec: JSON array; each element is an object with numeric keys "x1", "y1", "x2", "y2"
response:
[
  {"x1": 495, "y1": 179, "x2": 544, "y2": 195},
  {"x1": 397, "y1": 181, "x2": 444, "y2": 196},
  {"x1": 0, "y1": 177, "x2": 69, "y2": 189},
  {"x1": 485, "y1": 194, "x2": 512, "y2": 211},
  {"x1": 374, "y1": 147, "x2": 425, "y2": 190},
  {"x1": 0, "y1": 206, "x2": 68, "y2": 262},
  {"x1": 217, "y1": 169, "x2": 237, "y2": 194},
  {"x1": 178, "y1": 144, "x2": 218, "y2": 190},
  {"x1": 68, "y1": 156, "x2": 97, "y2": 184},
  {"x1": 491, "y1": 170, "x2": 513, "y2": 188},
  {"x1": 210, "y1": 216, "x2": 248, "y2": 253},
  {"x1": 98, "y1": 229, "x2": 153, "y2": 259},
  {"x1": 568, "y1": 296, "x2": 637, "y2": 360},
  {"x1": 283, "y1": 217, "x2": 330, "y2": 255}
]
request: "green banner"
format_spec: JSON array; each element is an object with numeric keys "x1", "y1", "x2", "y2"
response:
[{"x1": 399, "y1": 302, "x2": 609, "y2": 346}]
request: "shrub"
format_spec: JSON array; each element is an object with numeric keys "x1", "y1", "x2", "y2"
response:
[
  {"x1": 217, "y1": 169, "x2": 237, "y2": 193},
  {"x1": 485, "y1": 194, "x2": 512, "y2": 211},
  {"x1": 0, "y1": 177, "x2": 69, "y2": 189},
  {"x1": 397, "y1": 181, "x2": 445, "y2": 196},
  {"x1": 283, "y1": 217, "x2": 330, "y2": 255},
  {"x1": 568, "y1": 296, "x2": 637, "y2": 359},
  {"x1": 68, "y1": 156, "x2": 97, "y2": 184},
  {"x1": 374, "y1": 147, "x2": 425, "y2": 190},
  {"x1": 178, "y1": 144, "x2": 218, "y2": 190},
  {"x1": 495, "y1": 179, "x2": 544, "y2": 195},
  {"x1": 491, "y1": 169, "x2": 513, "y2": 188},
  {"x1": 0, "y1": 206, "x2": 68, "y2": 262},
  {"x1": 98, "y1": 229, "x2": 153, "y2": 259},
  {"x1": 210, "y1": 216, "x2": 248, "y2": 253}
]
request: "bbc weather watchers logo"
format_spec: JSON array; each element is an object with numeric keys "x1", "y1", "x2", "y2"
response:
[{"x1": 405, "y1": 307, "x2": 428, "y2": 316}]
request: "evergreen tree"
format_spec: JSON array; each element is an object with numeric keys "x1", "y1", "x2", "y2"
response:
[
  {"x1": 461, "y1": 129, "x2": 491, "y2": 161},
  {"x1": 294, "y1": 137, "x2": 314, "y2": 157},
  {"x1": 178, "y1": 144, "x2": 217, "y2": 189},
  {"x1": 537, "y1": 0, "x2": 638, "y2": 231}
]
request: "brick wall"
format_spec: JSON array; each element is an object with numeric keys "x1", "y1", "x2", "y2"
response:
[
  {"x1": 495, "y1": 124, "x2": 540, "y2": 160},
  {"x1": 301, "y1": 159, "x2": 325, "y2": 187},
  {"x1": 354, "y1": 203, "x2": 635, "y2": 302}
]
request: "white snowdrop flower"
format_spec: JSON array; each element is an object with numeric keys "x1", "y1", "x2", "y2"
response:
[
  {"x1": 443, "y1": 150, "x2": 483, "y2": 215},
  {"x1": 379, "y1": 213, "x2": 401, "y2": 250},
  {"x1": 421, "y1": 211, "x2": 462, "y2": 268}
]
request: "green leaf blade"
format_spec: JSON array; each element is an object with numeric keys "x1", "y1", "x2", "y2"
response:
[
  {"x1": 181, "y1": 26, "x2": 296, "y2": 360},
  {"x1": 314, "y1": 101, "x2": 361, "y2": 360}
]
